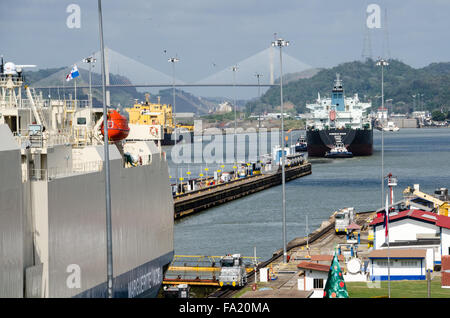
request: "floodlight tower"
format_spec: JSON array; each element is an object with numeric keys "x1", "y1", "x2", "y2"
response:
[
  {"x1": 376, "y1": 58, "x2": 389, "y2": 210},
  {"x1": 83, "y1": 55, "x2": 96, "y2": 108}
]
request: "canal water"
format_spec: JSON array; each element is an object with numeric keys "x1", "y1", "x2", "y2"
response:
[{"x1": 165, "y1": 128, "x2": 450, "y2": 261}]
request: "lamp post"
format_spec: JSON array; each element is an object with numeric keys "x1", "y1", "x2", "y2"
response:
[
  {"x1": 376, "y1": 58, "x2": 389, "y2": 210},
  {"x1": 83, "y1": 55, "x2": 96, "y2": 108},
  {"x1": 168, "y1": 57, "x2": 180, "y2": 143},
  {"x1": 232, "y1": 65, "x2": 238, "y2": 165},
  {"x1": 272, "y1": 37, "x2": 289, "y2": 263},
  {"x1": 97, "y1": 0, "x2": 113, "y2": 298},
  {"x1": 255, "y1": 73, "x2": 263, "y2": 162},
  {"x1": 168, "y1": 57, "x2": 179, "y2": 186}
]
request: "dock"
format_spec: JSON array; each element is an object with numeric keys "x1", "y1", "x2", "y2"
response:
[
  {"x1": 173, "y1": 163, "x2": 312, "y2": 219},
  {"x1": 208, "y1": 209, "x2": 376, "y2": 298}
]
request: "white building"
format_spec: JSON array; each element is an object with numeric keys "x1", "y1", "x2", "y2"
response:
[
  {"x1": 367, "y1": 248, "x2": 427, "y2": 281},
  {"x1": 297, "y1": 261, "x2": 329, "y2": 298},
  {"x1": 216, "y1": 102, "x2": 233, "y2": 113},
  {"x1": 370, "y1": 209, "x2": 450, "y2": 269}
]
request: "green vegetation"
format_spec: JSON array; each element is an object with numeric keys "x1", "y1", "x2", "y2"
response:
[
  {"x1": 431, "y1": 110, "x2": 448, "y2": 121},
  {"x1": 346, "y1": 279, "x2": 450, "y2": 298},
  {"x1": 201, "y1": 111, "x2": 243, "y2": 123},
  {"x1": 246, "y1": 59, "x2": 450, "y2": 115}
]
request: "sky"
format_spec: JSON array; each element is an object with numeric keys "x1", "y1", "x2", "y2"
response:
[{"x1": 2, "y1": 0, "x2": 450, "y2": 98}]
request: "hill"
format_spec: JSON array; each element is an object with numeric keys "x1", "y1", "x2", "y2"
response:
[{"x1": 246, "y1": 59, "x2": 450, "y2": 115}]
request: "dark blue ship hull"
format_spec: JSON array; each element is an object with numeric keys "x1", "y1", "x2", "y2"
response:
[
  {"x1": 73, "y1": 251, "x2": 173, "y2": 298},
  {"x1": 306, "y1": 128, "x2": 373, "y2": 157}
]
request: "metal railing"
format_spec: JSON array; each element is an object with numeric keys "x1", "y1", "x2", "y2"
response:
[{"x1": 27, "y1": 160, "x2": 103, "y2": 181}]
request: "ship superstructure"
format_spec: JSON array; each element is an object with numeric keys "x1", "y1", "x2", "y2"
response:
[
  {"x1": 125, "y1": 94, "x2": 191, "y2": 145},
  {"x1": 305, "y1": 74, "x2": 373, "y2": 157},
  {"x1": 0, "y1": 60, "x2": 174, "y2": 298}
]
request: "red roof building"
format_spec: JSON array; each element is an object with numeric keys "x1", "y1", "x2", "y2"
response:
[
  {"x1": 297, "y1": 261, "x2": 330, "y2": 272},
  {"x1": 370, "y1": 209, "x2": 450, "y2": 268}
]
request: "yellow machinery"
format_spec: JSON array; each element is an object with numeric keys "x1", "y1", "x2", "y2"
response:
[{"x1": 403, "y1": 186, "x2": 450, "y2": 216}]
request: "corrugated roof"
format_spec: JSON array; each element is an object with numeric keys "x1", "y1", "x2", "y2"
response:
[
  {"x1": 369, "y1": 209, "x2": 450, "y2": 230},
  {"x1": 368, "y1": 248, "x2": 426, "y2": 259},
  {"x1": 436, "y1": 215, "x2": 450, "y2": 230},
  {"x1": 297, "y1": 261, "x2": 330, "y2": 272}
]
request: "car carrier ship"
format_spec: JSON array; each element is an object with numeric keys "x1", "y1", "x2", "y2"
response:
[
  {"x1": 305, "y1": 74, "x2": 373, "y2": 157},
  {"x1": 0, "y1": 60, "x2": 174, "y2": 298}
]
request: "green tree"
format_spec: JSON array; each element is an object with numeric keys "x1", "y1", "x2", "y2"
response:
[{"x1": 432, "y1": 110, "x2": 446, "y2": 121}]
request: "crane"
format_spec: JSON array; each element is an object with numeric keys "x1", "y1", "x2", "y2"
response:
[{"x1": 403, "y1": 185, "x2": 450, "y2": 216}]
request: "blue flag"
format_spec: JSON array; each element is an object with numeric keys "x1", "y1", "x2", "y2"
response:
[{"x1": 66, "y1": 65, "x2": 80, "y2": 81}]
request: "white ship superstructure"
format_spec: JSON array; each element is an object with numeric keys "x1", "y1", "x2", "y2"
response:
[
  {"x1": 305, "y1": 74, "x2": 373, "y2": 157},
  {"x1": 0, "y1": 61, "x2": 174, "y2": 298},
  {"x1": 306, "y1": 74, "x2": 372, "y2": 130}
]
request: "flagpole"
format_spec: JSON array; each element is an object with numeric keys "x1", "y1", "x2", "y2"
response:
[
  {"x1": 74, "y1": 76, "x2": 77, "y2": 111},
  {"x1": 385, "y1": 193, "x2": 391, "y2": 298}
]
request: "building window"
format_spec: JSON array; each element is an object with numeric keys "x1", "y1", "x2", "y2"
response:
[
  {"x1": 401, "y1": 260, "x2": 417, "y2": 267},
  {"x1": 313, "y1": 278, "x2": 324, "y2": 289},
  {"x1": 377, "y1": 260, "x2": 394, "y2": 267}
]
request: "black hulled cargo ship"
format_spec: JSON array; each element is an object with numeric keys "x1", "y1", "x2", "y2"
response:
[{"x1": 305, "y1": 74, "x2": 373, "y2": 157}]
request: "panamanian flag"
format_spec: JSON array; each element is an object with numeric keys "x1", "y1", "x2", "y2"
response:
[
  {"x1": 384, "y1": 193, "x2": 389, "y2": 240},
  {"x1": 66, "y1": 65, "x2": 80, "y2": 81}
]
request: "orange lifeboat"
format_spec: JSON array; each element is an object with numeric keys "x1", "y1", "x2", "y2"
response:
[{"x1": 100, "y1": 110, "x2": 130, "y2": 141}]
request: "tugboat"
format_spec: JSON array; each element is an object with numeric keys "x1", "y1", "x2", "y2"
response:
[
  {"x1": 382, "y1": 121, "x2": 400, "y2": 132},
  {"x1": 325, "y1": 143, "x2": 353, "y2": 158},
  {"x1": 294, "y1": 136, "x2": 307, "y2": 152}
]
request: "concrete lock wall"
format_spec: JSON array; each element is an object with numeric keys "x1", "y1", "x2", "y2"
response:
[{"x1": 392, "y1": 118, "x2": 418, "y2": 128}]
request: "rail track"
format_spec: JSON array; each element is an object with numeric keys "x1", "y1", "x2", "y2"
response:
[{"x1": 208, "y1": 210, "x2": 375, "y2": 298}]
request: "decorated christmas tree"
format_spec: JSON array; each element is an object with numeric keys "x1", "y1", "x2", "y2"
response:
[{"x1": 323, "y1": 251, "x2": 349, "y2": 298}]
